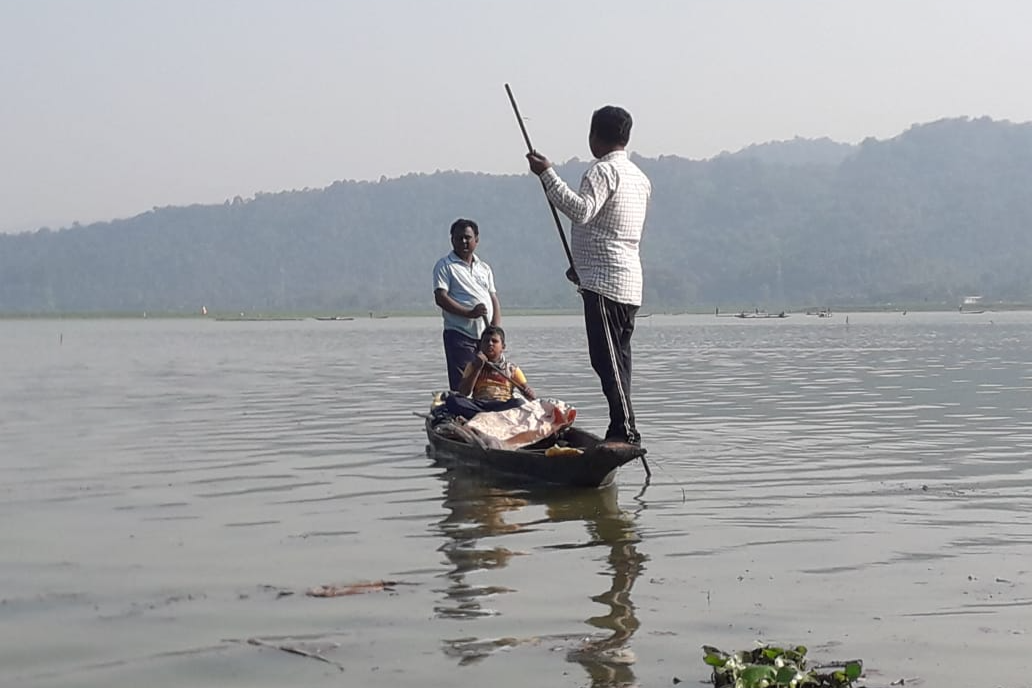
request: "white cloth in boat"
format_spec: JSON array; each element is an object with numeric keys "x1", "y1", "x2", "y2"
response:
[{"x1": 465, "y1": 398, "x2": 577, "y2": 450}]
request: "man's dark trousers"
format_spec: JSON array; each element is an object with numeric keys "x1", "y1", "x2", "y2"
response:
[{"x1": 581, "y1": 290, "x2": 640, "y2": 444}]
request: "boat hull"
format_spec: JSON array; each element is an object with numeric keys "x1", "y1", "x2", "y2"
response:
[{"x1": 424, "y1": 418, "x2": 644, "y2": 488}]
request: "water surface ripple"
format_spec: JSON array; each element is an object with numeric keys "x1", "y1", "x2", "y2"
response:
[{"x1": 2, "y1": 312, "x2": 1031, "y2": 687}]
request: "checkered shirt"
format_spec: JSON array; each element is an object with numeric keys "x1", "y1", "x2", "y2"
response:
[{"x1": 540, "y1": 151, "x2": 651, "y2": 306}]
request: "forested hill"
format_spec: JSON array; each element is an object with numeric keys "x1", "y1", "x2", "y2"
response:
[{"x1": 3, "y1": 116, "x2": 1032, "y2": 314}]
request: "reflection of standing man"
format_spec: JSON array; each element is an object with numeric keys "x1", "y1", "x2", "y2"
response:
[
  {"x1": 433, "y1": 218, "x2": 502, "y2": 391},
  {"x1": 526, "y1": 106, "x2": 651, "y2": 446}
]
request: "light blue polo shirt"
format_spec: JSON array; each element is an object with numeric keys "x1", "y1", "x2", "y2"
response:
[{"x1": 433, "y1": 252, "x2": 496, "y2": 340}]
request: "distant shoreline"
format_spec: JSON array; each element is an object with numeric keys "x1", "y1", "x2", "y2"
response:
[{"x1": 3, "y1": 304, "x2": 1031, "y2": 320}]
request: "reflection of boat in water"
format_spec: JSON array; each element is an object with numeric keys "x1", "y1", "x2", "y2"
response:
[{"x1": 435, "y1": 466, "x2": 644, "y2": 686}]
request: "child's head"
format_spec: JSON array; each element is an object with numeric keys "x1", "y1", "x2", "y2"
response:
[{"x1": 479, "y1": 325, "x2": 506, "y2": 361}]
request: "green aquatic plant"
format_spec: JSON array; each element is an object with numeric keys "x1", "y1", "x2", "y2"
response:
[{"x1": 702, "y1": 644, "x2": 863, "y2": 688}]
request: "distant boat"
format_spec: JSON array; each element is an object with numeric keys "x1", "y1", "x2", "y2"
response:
[
  {"x1": 214, "y1": 316, "x2": 303, "y2": 322},
  {"x1": 314, "y1": 316, "x2": 354, "y2": 321},
  {"x1": 735, "y1": 310, "x2": 788, "y2": 319},
  {"x1": 959, "y1": 295, "x2": 986, "y2": 314}
]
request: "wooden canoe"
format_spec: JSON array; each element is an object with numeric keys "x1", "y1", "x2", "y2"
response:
[{"x1": 424, "y1": 416, "x2": 645, "y2": 488}]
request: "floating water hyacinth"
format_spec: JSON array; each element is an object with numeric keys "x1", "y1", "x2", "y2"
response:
[{"x1": 702, "y1": 644, "x2": 863, "y2": 688}]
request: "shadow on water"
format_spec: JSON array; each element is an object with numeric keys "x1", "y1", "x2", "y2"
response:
[{"x1": 433, "y1": 465, "x2": 647, "y2": 688}]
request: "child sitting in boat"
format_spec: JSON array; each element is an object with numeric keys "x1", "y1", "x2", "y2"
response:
[{"x1": 443, "y1": 325, "x2": 536, "y2": 420}]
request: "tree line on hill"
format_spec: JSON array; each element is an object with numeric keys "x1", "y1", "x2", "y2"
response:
[{"x1": 2, "y1": 116, "x2": 1031, "y2": 314}]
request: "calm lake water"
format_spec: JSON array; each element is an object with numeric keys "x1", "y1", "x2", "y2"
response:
[{"x1": 2, "y1": 312, "x2": 1031, "y2": 687}]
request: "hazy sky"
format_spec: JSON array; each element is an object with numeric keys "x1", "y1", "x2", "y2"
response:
[{"x1": 2, "y1": 0, "x2": 1030, "y2": 233}]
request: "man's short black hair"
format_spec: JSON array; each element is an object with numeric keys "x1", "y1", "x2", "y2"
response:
[
  {"x1": 590, "y1": 106, "x2": 633, "y2": 146},
  {"x1": 450, "y1": 218, "x2": 479, "y2": 237}
]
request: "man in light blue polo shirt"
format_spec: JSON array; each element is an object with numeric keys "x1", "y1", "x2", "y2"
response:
[{"x1": 433, "y1": 218, "x2": 502, "y2": 391}]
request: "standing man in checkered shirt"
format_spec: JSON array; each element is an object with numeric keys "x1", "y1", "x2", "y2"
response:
[{"x1": 526, "y1": 105, "x2": 652, "y2": 447}]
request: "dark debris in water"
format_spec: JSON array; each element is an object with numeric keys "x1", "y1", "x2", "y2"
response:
[
  {"x1": 306, "y1": 579, "x2": 400, "y2": 597},
  {"x1": 240, "y1": 637, "x2": 345, "y2": 672}
]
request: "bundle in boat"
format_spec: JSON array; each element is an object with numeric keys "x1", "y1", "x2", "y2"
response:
[{"x1": 463, "y1": 398, "x2": 577, "y2": 450}]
